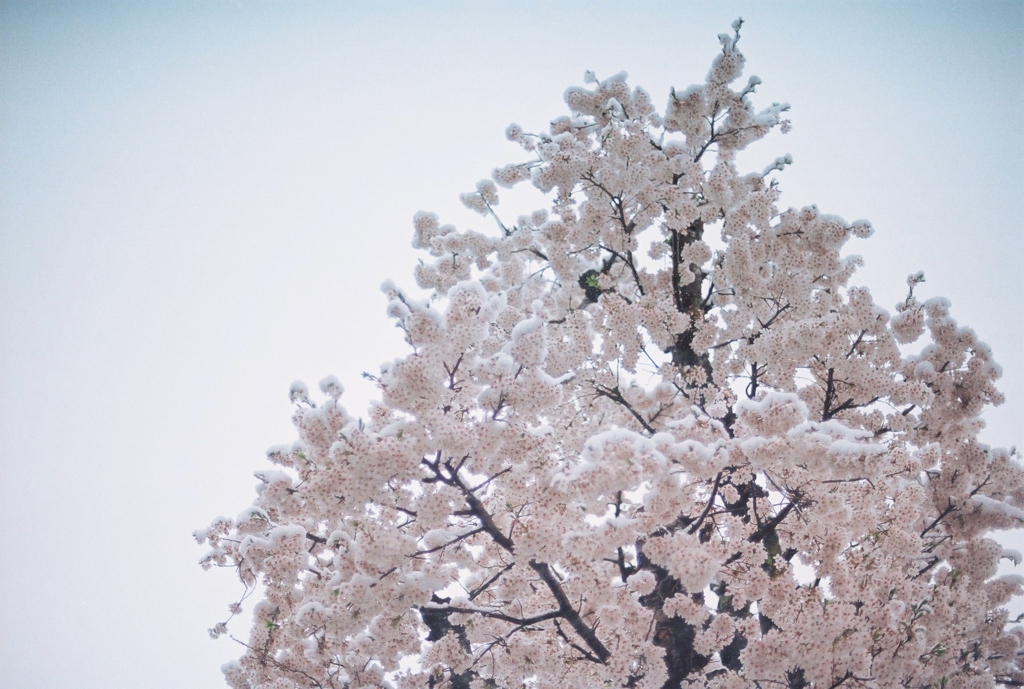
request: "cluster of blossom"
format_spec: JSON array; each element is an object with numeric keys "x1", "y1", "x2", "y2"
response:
[{"x1": 197, "y1": 20, "x2": 1024, "y2": 689}]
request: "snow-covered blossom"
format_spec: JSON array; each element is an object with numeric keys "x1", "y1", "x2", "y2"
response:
[{"x1": 198, "y1": 22, "x2": 1023, "y2": 689}]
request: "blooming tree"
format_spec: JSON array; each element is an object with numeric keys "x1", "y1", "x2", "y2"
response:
[{"x1": 196, "y1": 22, "x2": 1024, "y2": 689}]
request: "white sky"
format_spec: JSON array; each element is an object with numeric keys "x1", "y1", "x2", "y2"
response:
[{"x1": 1, "y1": 2, "x2": 1021, "y2": 687}]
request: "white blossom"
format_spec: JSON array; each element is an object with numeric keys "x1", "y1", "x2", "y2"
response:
[{"x1": 198, "y1": 22, "x2": 1024, "y2": 689}]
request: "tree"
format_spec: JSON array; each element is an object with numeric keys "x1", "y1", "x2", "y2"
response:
[{"x1": 196, "y1": 21, "x2": 1024, "y2": 688}]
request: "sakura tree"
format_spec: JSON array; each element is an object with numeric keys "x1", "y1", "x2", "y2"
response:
[{"x1": 196, "y1": 21, "x2": 1024, "y2": 689}]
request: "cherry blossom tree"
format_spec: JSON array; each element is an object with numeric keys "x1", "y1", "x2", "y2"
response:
[{"x1": 196, "y1": 21, "x2": 1024, "y2": 689}]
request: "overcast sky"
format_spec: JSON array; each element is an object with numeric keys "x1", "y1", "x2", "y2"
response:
[{"x1": 1, "y1": 2, "x2": 1022, "y2": 688}]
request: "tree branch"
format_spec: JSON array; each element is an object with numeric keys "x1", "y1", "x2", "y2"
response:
[
  {"x1": 687, "y1": 472, "x2": 724, "y2": 535},
  {"x1": 594, "y1": 384, "x2": 655, "y2": 434},
  {"x1": 529, "y1": 560, "x2": 611, "y2": 662}
]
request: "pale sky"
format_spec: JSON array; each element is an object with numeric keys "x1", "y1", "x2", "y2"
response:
[{"x1": 1, "y1": 2, "x2": 1021, "y2": 688}]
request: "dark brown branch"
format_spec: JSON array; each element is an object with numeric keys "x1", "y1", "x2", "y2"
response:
[
  {"x1": 605, "y1": 547, "x2": 637, "y2": 583},
  {"x1": 671, "y1": 228, "x2": 685, "y2": 313},
  {"x1": 416, "y1": 527, "x2": 485, "y2": 555},
  {"x1": 746, "y1": 361, "x2": 762, "y2": 399},
  {"x1": 598, "y1": 244, "x2": 645, "y2": 297},
  {"x1": 583, "y1": 173, "x2": 637, "y2": 235},
  {"x1": 820, "y1": 367, "x2": 880, "y2": 420},
  {"x1": 460, "y1": 489, "x2": 515, "y2": 553},
  {"x1": 756, "y1": 300, "x2": 791, "y2": 331},
  {"x1": 426, "y1": 604, "x2": 563, "y2": 628},
  {"x1": 231, "y1": 633, "x2": 326, "y2": 688},
  {"x1": 845, "y1": 330, "x2": 867, "y2": 359},
  {"x1": 668, "y1": 222, "x2": 705, "y2": 317},
  {"x1": 594, "y1": 384, "x2": 655, "y2": 434},
  {"x1": 687, "y1": 472, "x2": 724, "y2": 535},
  {"x1": 920, "y1": 498, "x2": 958, "y2": 538},
  {"x1": 553, "y1": 619, "x2": 605, "y2": 664},
  {"x1": 491, "y1": 392, "x2": 507, "y2": 420},
  {"x1": 420, "y1": 455, "x2": 515, "y2": 553},
  {"x1": 748, "y1": 495, "x2": 800, "y2": 544},
  {"x1": 470, "y1": 468, "x2": 512, "y2": 493},
  {"x1": 468, "y1": 564, "x2": 515, "y2": 601},
  {"x1": 827, "y1": 396, "x2": 880, "y2": 419},
  {"x1": 443, "y1": 354, "x2": 464, "y2": 391},
  {"x1": 420, "y1": 454, "x2": 612, "y2": 663},
  {"x1": 693, "y1": 113, "x2": 718, "y2": 163},
  {"x1": 529, "y1": 560, "x2": 611, "y2": 662}
]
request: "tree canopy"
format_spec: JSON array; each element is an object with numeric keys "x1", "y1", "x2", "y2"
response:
[{"x1": 196, "y1": 21, "x2": 1024, "y2": 689}]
